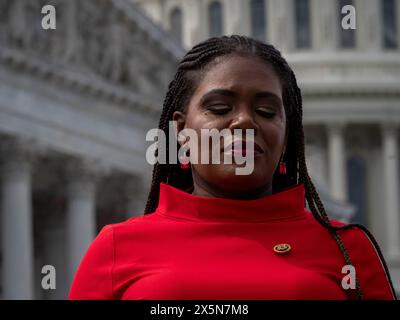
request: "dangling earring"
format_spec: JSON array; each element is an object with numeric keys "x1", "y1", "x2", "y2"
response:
[
  {"x1": 179, "y1": 144, "x2": 190, "y2": 169},
  {"x1": 279, "y1": 154, "x2": 286, "y2": 175}
]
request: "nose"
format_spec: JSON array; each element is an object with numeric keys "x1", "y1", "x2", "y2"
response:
[{"x1": 228, "y1": 109, "x2": 259, "y2": 136}]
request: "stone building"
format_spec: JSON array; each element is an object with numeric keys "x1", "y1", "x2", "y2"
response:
[
  {"x1": 0, "y1": 0, "x2": 184, "y2": 299},
  {"x1": 134, "y1": 0, "x2": 400, "y2": 290},
  {"x1": 1, "y1": 0, "x2": 399, "y2": 299}
]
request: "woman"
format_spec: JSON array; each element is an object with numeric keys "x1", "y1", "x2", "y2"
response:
[{"x1": 68, "y1": 35, "x2": 397, "y2": 300}]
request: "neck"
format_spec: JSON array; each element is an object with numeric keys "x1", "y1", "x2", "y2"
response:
[{"x1": 191, "y1": 172, "x2": 273, "y2": 200}]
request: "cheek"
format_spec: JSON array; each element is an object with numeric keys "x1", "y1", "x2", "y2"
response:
[
  {"x1": 262, "y1": 122, "x2": 286, "y2": 155},
  {"x1": 185, "y1": 117, "x2": 227, "y2": 153},
  {"x1": 187, "y1": 115, "x2": 223, "y2": 131}
]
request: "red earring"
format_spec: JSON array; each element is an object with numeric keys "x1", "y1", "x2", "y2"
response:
[
  {"x1": 179, "y1": 146, "x2": 190, "y2": 169},
  {"x1": 180, "y1": 162, "x2": 190, "y2": 169},
  {"x1": 279, "y1": 154, "x2": 286, "y2": 175}
]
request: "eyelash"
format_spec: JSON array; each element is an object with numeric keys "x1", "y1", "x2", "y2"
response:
[
  {"x1": 207, "y1": 105, "x2": 231, "y2": 114},
  {"x1": 256, "y1": 108, "x2": 277, "y2": 118},
  {"x1": 207, "y1": 105, "x2": 277, "y2": 118}
]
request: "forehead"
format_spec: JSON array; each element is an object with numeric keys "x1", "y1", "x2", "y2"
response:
[{"x1": 192, "y1": 54, "x2": 282, "y2": 98}]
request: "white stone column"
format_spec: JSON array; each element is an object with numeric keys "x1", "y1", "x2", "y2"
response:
[
  {"x1": 381, "y1": 123, "x2": 400, "y2": 260},
  {"x1": 0, "y1": 138, "x2": 35, "y2": 299},
  {"x1": 311, "y1": 0, "x2": 338, "y2": 51},
  {"x1": 183, "y1": 0, "x2": 204, "y2": 48},
  {"x1": 356, "y1": 0, "x2": 381, "y2": 51},
  {"x1": 268, "y1": 0, "x2": 294, "y2": 52},
  {"x1": 327, "y1": 123, "x2": 348, "y2": 202},
  {"x1": 66, "y1": 158, "x2": 98, "y2": 285},
  {"x1": 222, "y1": 0, "x2": 247, "y2": 36}
]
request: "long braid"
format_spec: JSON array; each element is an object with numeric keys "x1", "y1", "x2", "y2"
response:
[
  {"x1": 143, "y1": 35, "x2": 397, "y2": 299},
  {"x1": 266, "y1": 53, "x2": 368, "y2": 298}
]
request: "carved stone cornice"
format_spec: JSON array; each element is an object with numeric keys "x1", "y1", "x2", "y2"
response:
[
  {"x1": 287, "y1": 52, "x2": 400, "y2": 97},
  {"x1": 0, "y1": 0, "x2": 184, "y2": 116},
  {"x1": 301, "y1": 84, "x2": 400, "y2": 98},
  {"x1": 0, "y1": 46, "x2": 161, "y2": 116},
  {"x1": 0, "y1": 136, "x2": 39, "y2": 179},
  {"x1": 112, "y1": 0, "x2": 184, "y2": 58}
]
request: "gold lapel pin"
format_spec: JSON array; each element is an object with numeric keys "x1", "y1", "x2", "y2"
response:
[{"x1": 273, "y1": 243, "x2": 291, "y2": 254}]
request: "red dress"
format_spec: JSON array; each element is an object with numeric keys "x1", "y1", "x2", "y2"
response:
[{"x1": 68, "y1": 182, "x2": 396, "y2": 300}]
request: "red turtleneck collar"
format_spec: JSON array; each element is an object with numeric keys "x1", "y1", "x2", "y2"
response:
[{"x1": 155, "y1": 182, "x2": 307, "y2": 223}]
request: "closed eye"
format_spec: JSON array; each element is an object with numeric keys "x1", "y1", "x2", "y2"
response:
[
  {"x1": 207, "y1": 105, "x2": 231, "y2": 114},
  {"x1": 256, "y1": 107, "x2": 277, "y2": 118}
]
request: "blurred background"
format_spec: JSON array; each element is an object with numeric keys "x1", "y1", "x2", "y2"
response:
[{"x1": 0, "y1": 0, "x2": 399, "y2": 299}]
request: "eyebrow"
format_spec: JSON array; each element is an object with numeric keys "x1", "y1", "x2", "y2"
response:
[
  {"x1": 253, "y1": 91, "x2": 282, "y2": 103},
  {"x1": 199, "y1": 88, "x2": 282, "y2": 105},
  {"x1": 199, "y1": 89, "x2": 236, "y2": 105}
]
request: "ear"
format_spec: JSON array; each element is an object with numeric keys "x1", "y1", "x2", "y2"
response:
[{"x1": 172, "y1": 111, "x2": 186, "y2": 146}]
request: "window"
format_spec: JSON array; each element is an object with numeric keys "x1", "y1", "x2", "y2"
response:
[
  {"x1": 381, "y1": 0, "x2": 398, "y2": 49},
  {"x1": 250, "y1": 0, "x2": 266, "y2": 41},
  {"x1": 294, "y1": 0, "x2": 311, "y2": 49},
  {"x1": 170, "y1": 7, "x2": 183, "y2": 44},
  {"x1": 347, "y1": 156, "x2": 368, "y2": 226},
  {"x1": 338, "y1": 0, "x2": 356, "y2": 48},
  {"x1": 209, "y1": 1, "x2": 223, "y2": 37}
]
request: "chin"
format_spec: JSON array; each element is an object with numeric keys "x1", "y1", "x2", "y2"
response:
[{"x1": 215, "y1": 167, "x2": 271, "y2": 192}]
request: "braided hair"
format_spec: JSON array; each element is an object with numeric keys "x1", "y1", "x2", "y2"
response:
[{"x1": 143, "y1": 35, "x2": 397, "y2": 300}]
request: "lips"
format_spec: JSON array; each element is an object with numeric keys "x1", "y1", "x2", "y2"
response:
[{"x1": 224, "y1": 140, "x2": 265, "y2": 156}]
